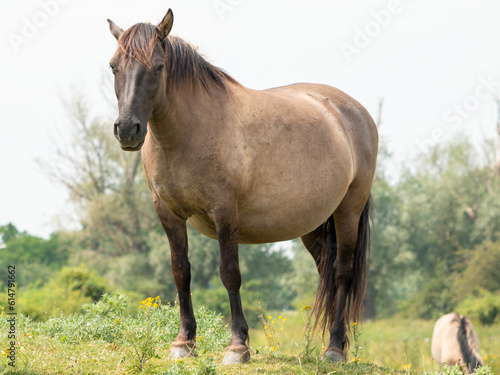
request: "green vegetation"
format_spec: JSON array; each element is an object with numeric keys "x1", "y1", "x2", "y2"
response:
[{"x1": 0, "y1": 296, "x2": 496, "y2": 374}]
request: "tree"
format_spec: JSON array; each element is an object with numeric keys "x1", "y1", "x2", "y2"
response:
[
  {"x1": 453, "y1": 241, "x2": 500, "y2": 297},
  {"x1": 396, "y1": 137, "x2": 500, "y2": 318},
  {"x1": 0, "y1": 223, "x2": 71, "y2": 289}
]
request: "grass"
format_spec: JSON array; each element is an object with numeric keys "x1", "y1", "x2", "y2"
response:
[
  {"x1": 251, "y1": 310, "x2": 500, "y2": 373},
  {"x1": 0, "y1": 338, "x2": 407, "y2": 375},
  {"x1": 0, "y1": 295, "x2": 497, "y2": 374}
]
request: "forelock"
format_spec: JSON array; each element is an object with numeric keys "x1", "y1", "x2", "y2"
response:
[{"x1": 116, "y1": 23, "x2": 160, "y2": 67}]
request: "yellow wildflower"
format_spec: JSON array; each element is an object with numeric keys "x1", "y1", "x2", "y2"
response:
[
  {"x1": 270, "y1": 347, "x2": 275, "y2": 351},
  {"x1": 352, "y1": 322, "x2": 358, "y2": 326},
  {"x1": 304, "y1": 305, "x2": 311, "y2": 311},
  {"x1": 279, "y1": 315, "x2": 282, "y2": 319},
  {"x1": 115, "y1": 318, "x2": 120, "y2": 323},
  {"x1": 268, "y1": 315, "x2": 271, "y2": 320},
  {"x1": 153, "y1": 303, "x2": 159, "y2": 308},
  {"x1": 283, "y1": 317, "x2": 286, "y2": 322},
  {"x1": 198, "y1": 336, "x2": 203, "y2": 341}
]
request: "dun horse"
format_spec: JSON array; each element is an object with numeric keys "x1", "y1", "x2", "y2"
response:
[
  {"x1": 431, "y1": 313, "x2": 483, "y2": 374},
  {"x1": 107, "y1": 9, "x2": 378, "y2": 364}
]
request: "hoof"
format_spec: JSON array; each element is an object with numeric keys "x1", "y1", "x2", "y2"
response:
[
  {"x1": 222, "y1": 348, "x2": 250, "y2": 365},
  {"x1": 322, "y1": 349, "x2": 345, "y2": 362},
  {"x1": 170, "y1": 344, "x2": 196, "y2": 359}
]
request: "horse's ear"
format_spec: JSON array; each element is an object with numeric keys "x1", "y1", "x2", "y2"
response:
[
  {"x1": 158, "y1": 9, "x2": 174, "y2": 40},
  {"x1": 107, "y1": 19, "x2": 124, "y2": 40}
]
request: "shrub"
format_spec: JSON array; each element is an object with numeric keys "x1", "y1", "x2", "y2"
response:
[
  {"x1": 58, "y1": 265, "x2": 109, "y2": 301},
  {"x1": 34, "y1": 293, "x2": 230, "y2": 352},
  {"x1": 18, "y1": 265, "x2": 110, "y2": 320},
  {"x1": 456, "y1": 289, "x2": 500, "y2": 325}
]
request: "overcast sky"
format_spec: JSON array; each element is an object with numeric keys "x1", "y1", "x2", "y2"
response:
[{"x1": 2, "y1": 0, "x2": 500, "y2": 238}]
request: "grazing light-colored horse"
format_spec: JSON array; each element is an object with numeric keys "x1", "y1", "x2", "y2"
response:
[
  {"x1": 107, "y1": 9, "x2": 378, "y2": 364},
  {"x1": 431, "y1": 313, "x2": 484, "y2": 374}
]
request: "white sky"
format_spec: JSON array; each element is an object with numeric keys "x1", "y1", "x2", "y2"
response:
[{"x1": 1, "y1": 0, "x2": 500, "y2": 238}]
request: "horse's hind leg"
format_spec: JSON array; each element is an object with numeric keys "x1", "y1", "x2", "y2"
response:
[
  {"x1": 305, "y1": 186, "x2": 370, "y2": 362},
  {"x1": 324, "y1": 191, "x2": 371, "y2": 361},
  {"x1": 301, "y1": 219, "x2": 335, "y2": 271}
]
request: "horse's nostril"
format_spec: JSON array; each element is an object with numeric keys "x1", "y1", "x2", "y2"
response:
[
  {"x1": 135, "y1": 123, "x2": 142, "y2": 138},
  {"x1": 113, "y1": 123, "x2": 119, "y2": 138}
]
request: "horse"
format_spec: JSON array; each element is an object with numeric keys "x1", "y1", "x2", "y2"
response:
[
  {"x1": 431, "y1": 313, "x2": 484, "y2": 374},
  {"x1": 107, "y1": 9, "x2": 378, "y2": 364}
]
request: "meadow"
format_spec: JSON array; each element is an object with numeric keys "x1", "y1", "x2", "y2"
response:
[
  {"x1": 252, "y1": 310, "x2": 500, "y2": 373},
  {"x1": 0, "y1": 294, "x2": 497, "y2": 374}
]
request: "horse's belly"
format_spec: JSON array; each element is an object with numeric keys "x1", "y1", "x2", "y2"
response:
[
  {"x1": 187, "y1": 170, "x2": 350, "y2": 244},
  {"x1": 238, "y1": 181, "x2": 348, "y2": 243},
  {"x1": 188, "y1": 190, "x2": 344, "y2": 245}
]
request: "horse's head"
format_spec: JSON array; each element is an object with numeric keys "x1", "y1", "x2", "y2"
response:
[{"x1": 107, "y1": 10, "x2": 173, "y2": 151}]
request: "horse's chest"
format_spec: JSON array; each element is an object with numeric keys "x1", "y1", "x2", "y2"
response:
[
  {"x1": 151, "y1": 173, "x2": 218, "y2": 238},
  {"x1": 149, "y1": 161, "x2": 211, "y2": 219},
  {"x1": 152, "y1": 176, "x2": 191, "y2": 216}
]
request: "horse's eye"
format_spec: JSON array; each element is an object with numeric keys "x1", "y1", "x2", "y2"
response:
[
  {"x1": 155, "y1": 64, "x2": 165, "y2": 73},
  {"x1": 110, "y1": 64, "x2": 117, "y2": 74}
]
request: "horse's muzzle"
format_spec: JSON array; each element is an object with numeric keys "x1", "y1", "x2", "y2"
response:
[{"x1": 114, "y1": 117, "x2": 146, "y2": 151}]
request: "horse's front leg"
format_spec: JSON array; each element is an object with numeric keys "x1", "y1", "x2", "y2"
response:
[
  {"x1": 211, "y1": 206, "x2": 250, "y2": 365},
  {"x1": 154, "y1": 198, "x2": 197, "y2": 359}
]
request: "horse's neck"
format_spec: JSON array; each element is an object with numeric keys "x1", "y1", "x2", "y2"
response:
[{"x1": 148, "y1": 85, "x2": 233, "y2": 149}]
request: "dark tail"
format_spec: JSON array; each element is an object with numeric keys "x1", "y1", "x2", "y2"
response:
[
  {"x1": 312, "y1": 196, "x2": 372, "y2": 341},
  {"x1": 457, "y1": 315, "x2": 483, "y2": 372}
]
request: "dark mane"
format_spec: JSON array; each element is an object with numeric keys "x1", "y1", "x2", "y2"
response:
[
  {"x1": 116, "y1": 23, "x2": 237, "y2": 92},
  {"x1": 455, "y1": 314, "x2": 481, "y2": 372}
]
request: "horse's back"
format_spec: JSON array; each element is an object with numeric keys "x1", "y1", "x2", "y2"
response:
[{"x1": 263, "y1": 83, "x2": 378, "y2": 188}]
